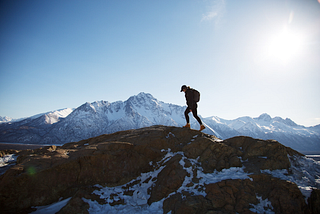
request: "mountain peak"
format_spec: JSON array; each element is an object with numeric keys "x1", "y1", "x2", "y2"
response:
[
  {"x1": 126, "y1": 92, "x2": 159, "y2": 107},
  {"x1": 74, "y1": 102, "x2": 96, "y2": 113},
  {"x1": 137, "y1": 92, "x2": 153, "y2": 97},
  {"x1": 256, "y1": 113, "x2": 272, "y2": 121},
  {"x1": 132, "y1": 92, "x2": 156, "y2": 101},
  {"x1": 284, "y1": 118, "x2": 298, "y2": 126},
  {"x1": 274, "y1": 116, "x2": 298, "y2": 127},
  {"x1": 0, "y1": 116, "x2": 13, "y2": 123}
]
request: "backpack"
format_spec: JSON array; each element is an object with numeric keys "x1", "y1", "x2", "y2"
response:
[{"x1": 193, "y1": 89, "x2": 200, "y2": 102}]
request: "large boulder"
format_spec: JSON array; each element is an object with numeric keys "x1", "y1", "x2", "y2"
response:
[{"x1": 0, "y1": 125, "x2": 319, "y2": 213}]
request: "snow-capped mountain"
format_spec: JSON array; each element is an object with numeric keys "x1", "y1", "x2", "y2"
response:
[
  {"x1": 0, "y1": 93, "x2": 185, "y2": 145},
  {"x1": 0, "y1": 92, "x2": 319, "y2": 153},
  {"x1": 41, "y1": 93, "x2": 186, "y2": 144},
  {"x1": 202, "y1": 113, "x2": 320, "y2": 153},
  {"x1": 0, "y1": 116, "x2": 13, "y2": 123}
]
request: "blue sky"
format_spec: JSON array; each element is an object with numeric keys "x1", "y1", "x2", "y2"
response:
[{"x1": 1, "y1": 0, "x2": 319, "y2": 126}]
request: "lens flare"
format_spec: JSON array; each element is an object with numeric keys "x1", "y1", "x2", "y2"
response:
[
  {"x1": 267, "y1": 28, "x2": 304, "y2": 63},
  {"x1": 27, "y1": 166, "x2": 37, "y2": 175}
]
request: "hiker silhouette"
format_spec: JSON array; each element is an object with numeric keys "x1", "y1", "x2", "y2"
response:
[{"x1": 180, "y1": 85, "x2": 205, "y2": 131}]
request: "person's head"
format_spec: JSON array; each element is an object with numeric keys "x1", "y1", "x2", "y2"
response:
[{"x1": 180, "y1": 85, "x2": 188, "y2": 92}]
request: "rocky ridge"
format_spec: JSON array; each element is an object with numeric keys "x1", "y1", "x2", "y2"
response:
[{"x1": 0, "y1": 125, "x2": 319, "y2": 213}]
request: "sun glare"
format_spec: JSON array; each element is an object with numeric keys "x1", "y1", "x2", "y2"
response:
[{"x1": 267, "y1": 28, "x2": 304, "y2": 63}]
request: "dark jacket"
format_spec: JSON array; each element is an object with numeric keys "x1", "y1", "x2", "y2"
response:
[{"x1": 185, "y1": 88, "x2": 196, "y2": 109}]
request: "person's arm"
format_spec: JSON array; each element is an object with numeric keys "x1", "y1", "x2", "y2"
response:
[{"x1": 186, "y1": 90, "x2": 194, "y2": 109}]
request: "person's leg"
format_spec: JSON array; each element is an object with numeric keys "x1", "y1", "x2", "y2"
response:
[
  {"x1": 192, "y1": 107, "x2": 206, "y2": 131},
  {"x1": 184, "y1": 107, "x2": 190, "y2": 124},
  {"x1": 191, "y1": 107, "x2": 202, "y2": 125}
]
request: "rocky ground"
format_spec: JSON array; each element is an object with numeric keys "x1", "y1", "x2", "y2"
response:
[
  {"x1": 0, "y1": 143, "x2": 47, "y2": 151},
  {"x1": 0, "y1": 125, "x2": 319, "y2": 213}
]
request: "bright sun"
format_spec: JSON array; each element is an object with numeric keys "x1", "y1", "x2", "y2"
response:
[{"x1": 267, "y1": 28, "x2": 304, "y2": 63}]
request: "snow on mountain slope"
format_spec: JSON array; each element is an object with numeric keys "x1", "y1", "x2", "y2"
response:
[
  {"x1": 0, "y1": 108, "x2": 74, "y2": 143},
  {"x1": 0, "y1": 116, "x2": 13, "y2": 123},
  {"x1": 43, "y1": 108, "x2": 74, "y2": 124},
  {"x1": 0, "y1": 108, "x2": 74, "y2": 125},
  {"x1": 37, "y1": 93, "x2": 186, "y2": 144},
  {"x1": 0, "y1": 93, "x2": 319, "y2": 153},
  {"x1": 203, "y1": 113, "x2": 320, "y2": 153}
]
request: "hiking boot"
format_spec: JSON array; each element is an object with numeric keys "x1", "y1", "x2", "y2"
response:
[
  {"x1": 183, "y1": 123, "x2": 190, "y2": 128},
  {"x1": 200, "y1": 124, "x2": 206, "y2": 131}
]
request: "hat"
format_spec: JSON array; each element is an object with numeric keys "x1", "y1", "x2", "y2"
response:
[{"x1": 180, "y1": 85, "x2": 187, "y2": 92}]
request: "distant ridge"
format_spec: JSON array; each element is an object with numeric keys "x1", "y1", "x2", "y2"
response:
[{"x1": 0, "y1": 92, "x2": 319, "y2": 153}]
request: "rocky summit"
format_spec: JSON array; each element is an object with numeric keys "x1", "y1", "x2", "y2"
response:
[{"x1": 0, "y1": 125, "x2": 319, "y2": 214}]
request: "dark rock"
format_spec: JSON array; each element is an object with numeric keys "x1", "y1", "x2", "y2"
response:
[
  {"x1": 148, "y1": 154, "x2": 187, "y2": 204},
  {"x1": 0, "y1": 125, "x2": 318, "y2": 213},
  {"x1": 308, "y1": 188, "x2": 320, "y2": 214}
]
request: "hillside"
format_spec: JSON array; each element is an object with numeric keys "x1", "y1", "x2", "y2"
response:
[
  {"x1": 0, "y1": 126, "x2": 319, "y2": 213},
  {"x1": 0, "y1": 93, "x2": 319, "y2": 153}
]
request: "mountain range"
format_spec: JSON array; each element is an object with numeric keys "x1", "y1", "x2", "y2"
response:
[{"x1": 0, "y1": 92, "x2": 319, "y2": 153}]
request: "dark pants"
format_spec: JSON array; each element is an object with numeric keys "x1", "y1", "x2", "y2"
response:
[{"x1": 184, "y1": 106, "x2": 202, "y2": 125}]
